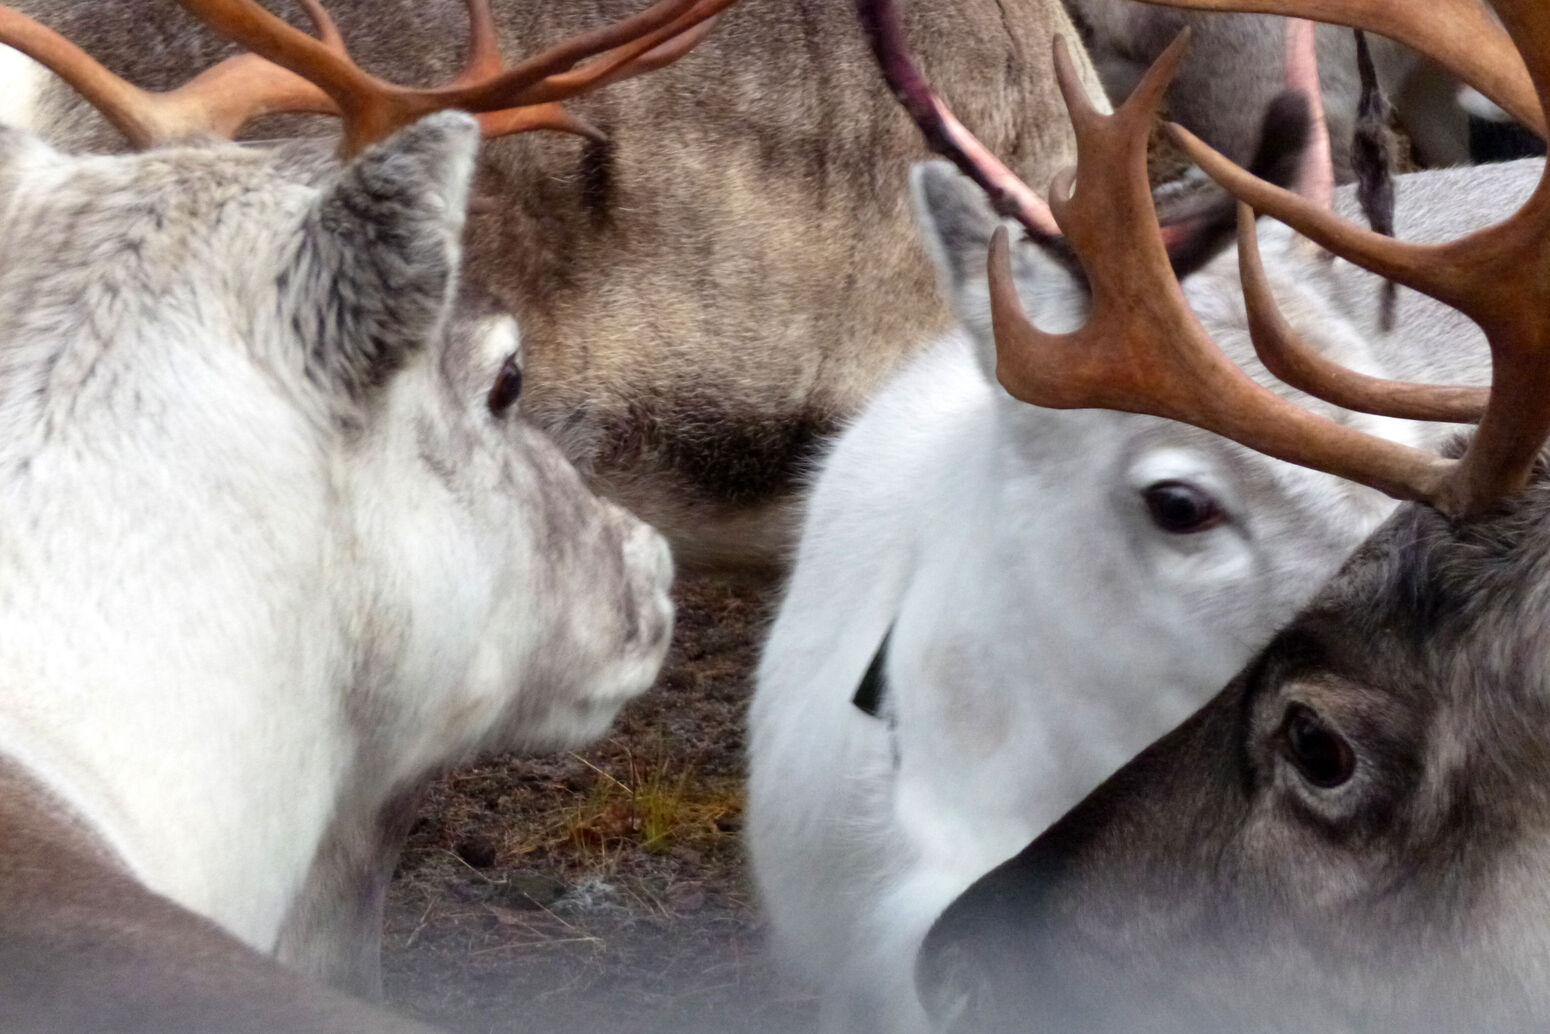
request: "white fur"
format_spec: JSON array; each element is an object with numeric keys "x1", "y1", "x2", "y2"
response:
[
  {"x1": 0, "y1": 116, "x2": 673, "y2": 971},
  {"x1": 748, "y1": 159, "x2": 1539, "y2": 1033},
  {"x1": 1458, "y1": 85, "x2": 1513, "y2": 122},
  {"x1": 0, "y1": 45, "x2": 45, "y2": 133}
]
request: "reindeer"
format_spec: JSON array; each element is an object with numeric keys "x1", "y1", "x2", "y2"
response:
[
  {"x1": 747, "y1": 1, "x2": 1545, "y2": 1031},
  {"x1": 0, "y1": 3, "x2": 688, "y2": 1026},
  {"x1": 1065, "y1": 0, "x2": 1502, "y2": 175},
  {"x1": 0, "y1": 0, "x2": 1107, "y2": 574},
  {"x1": 914, "y1": 2, "x2": 1550, "y2": 1031}
]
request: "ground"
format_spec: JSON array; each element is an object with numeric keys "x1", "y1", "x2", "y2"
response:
[{"x1": 383, "y1": 576, "x2": 817, "y2": 1034}]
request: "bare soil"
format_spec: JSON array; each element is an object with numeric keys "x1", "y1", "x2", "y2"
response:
[{"x1": 382, "y1": 576, "x2": 817, "y2": 1034}]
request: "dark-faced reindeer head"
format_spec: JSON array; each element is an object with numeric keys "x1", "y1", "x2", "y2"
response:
[{"x1": 912, "y1": 0, "x2": 1550, "y2": 1030}]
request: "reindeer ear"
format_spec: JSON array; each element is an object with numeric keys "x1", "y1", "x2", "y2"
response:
[
  {"x1": 911, "y1": 160, "x2": 1091, "y2": 384},
  {"x1": 910, "y1": 160, "x2": 1003, "y2": 298},
  {"x1": 285, "y1": 111, "x2": 479, "y2": 404}
]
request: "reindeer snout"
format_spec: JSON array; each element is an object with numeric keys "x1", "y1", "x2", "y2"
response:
[
  {"x1": 610, "y1": 508, "x2": 674, "y2": 659},
  {"x1": 917, "y1": 870, "x2": 1051, "y2": 1034}
]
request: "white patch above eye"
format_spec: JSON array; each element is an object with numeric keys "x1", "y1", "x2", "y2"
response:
[
  {"x1": 1125, "y1": 446, "x2": 1235, "y2": 507},
  {"x1": 0, "y1": 46, "x2": 46, "y2": 134},
  {"x1": 474, "y1": 314, "x2": 521, "y2": 371}
]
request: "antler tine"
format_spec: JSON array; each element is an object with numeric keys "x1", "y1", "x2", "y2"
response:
[
  {"x1": 489, "y1": 0, "x2": 733, "y2": 109},
  {"x1": 855, "y1": 0, "x2": 1060, "y2": 239},
  {"x1": 455, "y1": 0, "x2": 701, "y2": 94},
  {"x1": 1133, "y1": 0, "x2": 1545, "y2": 137},
  {"x1": 1162, "y1": 0, "x2": 1550, "y2": 515},
  {"x1": 0, "y1": 7, "x2": 164, "y2": 148},
  {"x1": 1234, "y1": 204, "x2": 1489, "y2": 423},
  {"x1": 409, "y1": 0, "x2": 725, "y2": 142},
  {"x1": 176, "y1": 0, "x2": 731, "y2": 156},
  {"x1": 455, "y1": 0, "x2": 728, "y2": 141},
  {"x1": 0, "y1": 3, "x2": 338, "y2": 149},
  {"x1": 989, "y1": 32, "x2": 1456, "y2": 506},
  {"x1": 453, "y1": 0, "x2": 505, "y2": 82},
  {"x1": 470, "y1": 20, "x2": 720, "y2": 142}
]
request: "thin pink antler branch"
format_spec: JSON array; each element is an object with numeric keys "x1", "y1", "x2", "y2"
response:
[{"x1": 855, "y1": 0, "x2": 1060, "y2": 238}]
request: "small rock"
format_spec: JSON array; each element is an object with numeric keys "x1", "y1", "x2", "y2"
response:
[
  {"x1": 670, "y1": 845, "x2": 704, "y2": 867},
  {"x1": 666, "y1": 883, "x2": 706, "y2": 914},
  {"x1": 496, "y1": 872, "x2": 568, "y2": 911}
]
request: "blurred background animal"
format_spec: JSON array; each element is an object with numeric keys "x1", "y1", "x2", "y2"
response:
[
  {"x1": 1065, "y1": 0, "x2": 1542, "y2": 175},
  {"x1": 0, "y1": 0, "x2": 1106, "y2": 574}
]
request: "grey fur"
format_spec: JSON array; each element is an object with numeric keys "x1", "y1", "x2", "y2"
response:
[
  {"x1": 1065, "y1": 0, "x2": 1471, "y2": 177},
  {"x1": 287, "y1": 117, "x2": 471, "y2": 411}
]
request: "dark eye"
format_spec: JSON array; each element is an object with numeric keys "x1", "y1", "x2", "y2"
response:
[
  {"x1": 1143, "y1": 481, "x2": 1226, "y2": 534},
  {"x1": 1279, "y1": 703, "x2": 1356, "y2": 789},
  {"x1": 487, "y1": 354, "x2": 523, "y2": 415}
]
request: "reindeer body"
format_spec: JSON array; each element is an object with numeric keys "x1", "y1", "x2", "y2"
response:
[
  {"x1": 1065, "y1": 0, "x2": 1476, "y2": 174},
  {"x1": 0, "y1": 762, "x2": 440, "y2": 1033},
  {"x1": 0, "y1": 112, "x2": 674, "y2": 1026},
  {"x1": 747, "y1": 157, "x2": 1535, "y2": 1034},
  {"x1": 0, "y1": 0, "x2": 1103, "y2": 572}
]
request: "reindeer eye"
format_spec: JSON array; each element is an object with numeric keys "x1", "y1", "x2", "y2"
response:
[
  {"x1": 1143, "y1": 481, "x2": 1226, "y2": 534},
  {"x1": 1280, "y1": 704, "x2": 1356, "y2": 789},
  {"x1": 487, "y1": 354, "x2": 523, "y2": 415}
]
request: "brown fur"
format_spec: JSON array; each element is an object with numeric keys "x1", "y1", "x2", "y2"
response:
[
  {"x1": 11, "y1": 0, "x2": 1100, "y2": 571},
  {"x1": 0, "y1": 759, "x2": 443, "y2": 1033}
]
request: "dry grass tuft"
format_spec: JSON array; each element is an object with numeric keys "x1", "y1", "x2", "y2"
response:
[{"x1": 383, "y1": 576, "x2": 814, "y2": 1034}]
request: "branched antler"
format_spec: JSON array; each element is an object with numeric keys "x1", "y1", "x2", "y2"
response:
[
  {"x1": 0, "y1": 1, "x2": 337, "y2": 149},
  {"x1": 0, "y1": 0, "x2": 735, "y2": 154},
  {"x1": 978, "y1": 0, "x2": 1550, "y2": 518},
  {"x1": 172, "y1": 0, "x2": 735, "y2": 155},
  {"x1": 986, "y1": 32, "x2": 1460, "y2": 505}
]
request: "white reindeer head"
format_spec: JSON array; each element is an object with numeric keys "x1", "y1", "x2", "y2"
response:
[
  {"x1": 0, "y1": 111, "x2": 672, "y2": 961},
  {"x1": 908, "y1": 159, "x2": 1413, "y2": 750}
]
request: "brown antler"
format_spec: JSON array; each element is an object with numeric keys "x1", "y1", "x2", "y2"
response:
[
  {"x1": 1233, "y1": 207, "x2": 1488, "y2": 421},
  {"x1": 988, "y1": 31, "x2": 1461, "y2": 506},
  {"x1": 174, "y1": 0, "x2": 736, "y2": 156},
  {"x1": 1233, "y1": 207, "x2": 1489, "y2": 423},
  {"x1": 1150, "y1": 0, "x2": 1550, "y2": 515},
  {"x1": 0, "y1": 0, "x2": 732, "y2": 154},
  {"x1": 855, "y1": 0, "x2": 1060, "y2": 238},
  {"x1": 1132, "y1": 0, "x2": 1545, "y2": 138},
  {"x1": 0, "y1": 1, "x2": 338, "y2": 149}
]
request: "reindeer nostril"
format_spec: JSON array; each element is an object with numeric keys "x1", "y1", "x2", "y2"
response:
[{"x1": 918, "y1": 940, "x2": 1000, "y2": 1033}]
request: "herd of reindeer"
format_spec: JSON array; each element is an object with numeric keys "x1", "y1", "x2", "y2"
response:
[{"x1": 0, "y1": 0, "x2": 1548, "y2": 1031}]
